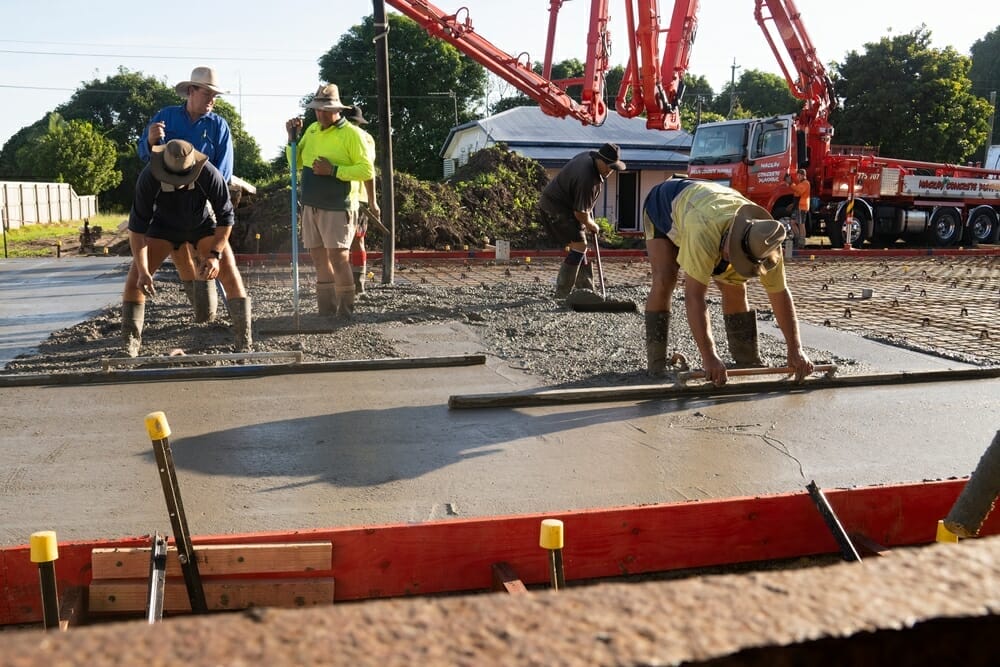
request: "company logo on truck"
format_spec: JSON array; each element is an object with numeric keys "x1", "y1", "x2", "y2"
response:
[{"x1": 903, "y1": 175, "x2": 1000, "y2": 199}]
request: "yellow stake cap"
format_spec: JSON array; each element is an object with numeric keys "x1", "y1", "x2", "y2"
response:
[
  {"x1": 145, "y1": 411, "x2": 171, "y2": 440},
  {"x1": 525, "y1": 257, "x2": 531, "y2": 264},
  {"x1": 30, "y1": 531, "x2": 58, "y2": 563},
  {"x1": 539, "y1": 519, "x2": 564, "y2": 550},
  {"x1": 935, "y1": 519, "x2": 959, "y2": 543}
]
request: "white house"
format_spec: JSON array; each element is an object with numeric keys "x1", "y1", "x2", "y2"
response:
[{"x1": 439, "y1": 107, "x2": 691, "y2": 232}]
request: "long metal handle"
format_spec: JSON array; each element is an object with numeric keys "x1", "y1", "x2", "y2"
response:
[{"x1": 591, "y1": 232, "x2": 606, "y2": 300}]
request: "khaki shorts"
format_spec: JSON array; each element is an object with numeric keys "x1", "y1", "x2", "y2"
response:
[{"x1": 301, "y1": 207, "x2": 357, "y2": 250}]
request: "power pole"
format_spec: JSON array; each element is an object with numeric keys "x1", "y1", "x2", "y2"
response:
[
  {"x1": 373, "y1": 0, "x2": 396, "y2": 285},
  {"x1": 984, "y1": 91, "x2": 996, "y2": 167},
  {"x1": 728, "y1": 58, "x2": 741, "y2": 118}
]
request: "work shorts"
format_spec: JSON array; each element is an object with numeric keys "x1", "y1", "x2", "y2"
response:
[
  {"x1": 145, "y1": 218, "x2": 217, "y2": 250},
  {"x1": 302, "y1": 207, "x2": 357, "y2": 250},
  {"x1": 541, "y1": 209, "x2": 587, "y2": 246}
]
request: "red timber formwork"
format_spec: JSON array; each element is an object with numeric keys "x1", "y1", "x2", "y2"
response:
[{"x1": 2, "y1": 479, "x2": 999, "y2": 626}]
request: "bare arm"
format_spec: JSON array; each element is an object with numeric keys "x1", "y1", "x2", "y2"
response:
[
  {"x1": 685, "y1": 278, "x2": 727, "y2": 385},
  {"x1": 574, "y1": 210, "x2": 600, "y2": 234},
  {"x1": 767, "y1": 288, "x2": 814, "y2": 380},
  {"x1": 128, "y1": 231, "x2": 153, "y2": 295}
]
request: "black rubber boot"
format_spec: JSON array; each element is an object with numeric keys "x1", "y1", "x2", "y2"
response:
[
  {"x1": 316, "y1": 283, "x2": 337, "y2": 315},
  {"x1": 724, "y1": 310, "x2": 764, "y2": 367},
  {"x1": 335, "y1": 285, "x2": 356, "y2": 318},
  {"x1": 229, "y1": 297, "x2": 252, "y2": 351},
  {"x1": 353, "y1": 270, "x2": 365, "y2": 296},
  {"x1": 555, "y1": 262, "x2": 581, "y2": 299},
  {"x1": 645, "y1": 311, "x2": 670, "y2": 376},
  {"x1": 121, "y1": 301, "x2": 145, "y2": 358},
  {"x1": 193, "y1": 279, "x2": 218, "y2": 323},
  {"x1": 182, "y1": 280, "x2": 195, "y2": 306}
]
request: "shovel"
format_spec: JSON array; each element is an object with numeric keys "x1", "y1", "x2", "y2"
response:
[{"x1": 569, "y1": 232, "x2": 637, "y2": 313}]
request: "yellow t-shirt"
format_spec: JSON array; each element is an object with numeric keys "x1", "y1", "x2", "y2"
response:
[{"x1": 669, "y1": 181, "x2": 787, "y2": 293}]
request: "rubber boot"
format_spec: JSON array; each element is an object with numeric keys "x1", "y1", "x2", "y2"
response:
[
  {"x1": 316, "y1": 282, "x2": 337, "y2": 315},
  {"x1": 554, "y1": 262, "x2": 580, "y2": 299},
  {"x1": 193, "y1": 279, "x2": 218, "y2": 323},
  {"x1": 182, "y1": 280, "x2": 195, "y2": 306},
  {"x1": 724, "y1": 310, "x2": 764, "y2": 367},
  {"x1": 574, "y1": 261, "x2": 595, "y2": 291},
  {"x1": 645, "y1": 311, "x2": 670, "y2": 376},
  {"x1": 353, "y1": 269, "x2": 365, "y2": 296},
  {"x1": 335, "y1": 285, "x2": 356, "y2": 318},
  {"x1": 121, "y1": 301, "x2": 145, "y2": 358},
  {"x1": 228, "y1": 296, "x2": 252, "y2": 351}
]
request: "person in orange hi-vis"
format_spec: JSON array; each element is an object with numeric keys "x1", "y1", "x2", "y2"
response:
[{"x1": 789, "y1": 168, "x2": 811, "y2": 249}]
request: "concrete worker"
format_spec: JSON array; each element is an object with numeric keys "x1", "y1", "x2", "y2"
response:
[
  {"x1": 286, "y1": 84, "x2": 374, "y2": 316},
  {"x1": 343, "y1": 105, "x2": 379, "y2": 295},
  {"x1": 539, "y1": 143, "x2": 626, "y2": 300},
  {"x1": 138, "y1": 66, "x2": 235, "y2": 322},
  {"x1": 789, "y1": 168, "x2": 811, "y2": 249},
  {"x1": 122, "y1": 140, "x2": 251, "y2": 357},
  {"x1": 642, "y1": 178, "x2": 814, "y2": 385}
]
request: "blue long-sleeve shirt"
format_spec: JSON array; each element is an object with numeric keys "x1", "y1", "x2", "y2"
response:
[{"x1": 138, "y1": 105, "x2": 234, "y2": 183}]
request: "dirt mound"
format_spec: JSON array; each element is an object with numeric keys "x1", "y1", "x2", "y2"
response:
[{"x1": 230, "y1": 146, "x2": 553, "y2": 254}]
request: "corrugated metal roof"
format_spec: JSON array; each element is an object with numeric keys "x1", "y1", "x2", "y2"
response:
[
  {"x1": 474, "y1": 106, "x2": 692, "y2": 150},
  {"x1": 512, "y1": 146, "x2": 689, "y2": 170},
  {"x1": 442, "y1": 106, "x2": 691, "y2": 169}
]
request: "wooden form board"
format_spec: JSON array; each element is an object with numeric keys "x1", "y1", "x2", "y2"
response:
[
  {"x1": 89, "y1": 578, "x2": 335, "y2": 613},
  {"x1": 91, "y1": 542, "x2": 332, "y2": 579}
]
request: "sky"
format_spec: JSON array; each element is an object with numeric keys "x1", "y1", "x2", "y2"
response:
[{"x1": 1, "y1": 0, "x2": 998, "y2": 162}]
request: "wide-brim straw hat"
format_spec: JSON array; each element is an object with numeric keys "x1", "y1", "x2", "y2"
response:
[
  {"x1": 727, "y1": 204, "x2": 786, "y2": 278},
  {"x1": 305, "y1": 84, "x2": 349, "y2": 112},
  {"x1": 150, "y1": 140, "x2": 209, "y2": 187},
  {"x1": 174, "y1": 66, "x2": 228, "y2": 97}
]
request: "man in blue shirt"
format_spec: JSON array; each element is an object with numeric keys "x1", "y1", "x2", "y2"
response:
[{"x1": 139, "y1": 66, "x2": 234, "y2": 322}]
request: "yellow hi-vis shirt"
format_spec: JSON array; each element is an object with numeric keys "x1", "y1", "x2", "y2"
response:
[{"x1": 287, "y1": 119, "x2": 374, "y2": 211}]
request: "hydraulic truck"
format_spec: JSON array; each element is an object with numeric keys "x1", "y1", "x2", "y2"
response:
[{"x1": 386, "y1": 0, "x2": 1000, "y2": 247}]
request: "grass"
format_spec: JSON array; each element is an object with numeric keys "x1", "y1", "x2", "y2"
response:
[{"x1": 1, "y1": 213, "x2": 125, "y2": 258}]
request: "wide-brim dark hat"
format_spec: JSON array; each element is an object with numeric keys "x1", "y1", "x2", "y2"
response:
[
  {"x1": 150, "y1": 140, "x2": 209, "y2": 187},
  {"x1": 590, "y1": 142, "x2": 626, "y2": 171},
  {"x1": 728, "y1": 204, "x2": 786, "y2": 278}
]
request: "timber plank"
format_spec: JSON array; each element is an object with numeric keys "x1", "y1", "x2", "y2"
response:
[
  {"x1": 491, "y1": 562, "x2": 529, "y2": 594},
  {"x1": 91, "y1": 542, "x2": 331, "y2": 579},
  {"x1": 88, "y1": 577, "x2": 335, "y2": 614}
]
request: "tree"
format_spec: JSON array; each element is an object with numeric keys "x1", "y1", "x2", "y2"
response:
[
  {"x1": 16, "y1": 117, "x2": 121, "y2": 195},
  {"x1": 831, "y1": 27, "x2": 991, "y2": 163},
  {"x1": 318, "y1": 14, "x2": 487, "y2": 179},
  {"x1": 970, "y1": 26, "x2": 1000, "y2": 151},
  {"x1": 710, "y1": 69, "x2": 799, "y2": 118},
  {"x1": 0, "y1": 67, "x2": 272, "y2": 210}
]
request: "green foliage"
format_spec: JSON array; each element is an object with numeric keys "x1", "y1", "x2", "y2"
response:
[
  {"x1": 970, "y1": 25, "x2": 1000, "y2": 154},
  {"x1": 711, "y1": 69, "x2": 800, "y2": 118},
  {"x1": 16, "y1": 118, "x2": 121, "y2": 195},
  {"x1": 318, "y1": 14, "x2": 487, "y2": 180},
  {"x1": 831, "y1": 27, "x2": 991, "y2": 163}
]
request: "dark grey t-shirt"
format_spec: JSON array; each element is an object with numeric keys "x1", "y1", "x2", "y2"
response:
[{"x1": 539, "y1": 151, "x2": 603, "y2": 218}]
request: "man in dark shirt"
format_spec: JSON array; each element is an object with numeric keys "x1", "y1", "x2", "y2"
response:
[
  {"x1": 122, "y1": 139, "x2": 251, "y2": 357},
  {"x1": 539, "y1": 143, "x2": 625, "y2": 299}
]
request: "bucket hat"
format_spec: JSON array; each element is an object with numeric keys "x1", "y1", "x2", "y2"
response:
[
  {"x1": 150, "y1": 140, "x2": 209, "y2": 187},
  {"x1": 727, "y1": 204, "x2": 787, "y2": 278}
]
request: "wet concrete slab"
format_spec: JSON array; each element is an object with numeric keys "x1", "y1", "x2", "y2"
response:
[{"x1": 0, "y1": 343, "x2": 995, "y2": 547}]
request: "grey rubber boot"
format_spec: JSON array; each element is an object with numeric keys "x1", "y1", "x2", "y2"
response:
[
  {"x1": 316, "y1": 283, "x2": 337, "y2": 315},
  {"x1": 574, "y1": 261, "x2": 595, "y2": 291},
  {"x1": 121, "y1": 301, "x2": 145, "y2": 358},
  {"x1": 182, "y1": 280, "x2": 195, "y2": 306},
  {"x1": 554, "y1": 262, "x2": 581, "y2": 299},
  {"x1": 645, "y1": 311, "x2": 670, "y2": 376},
  {"x1": 192, "y1": 279, "x2": 218, "y2": 323},
  {"x1": 724, "y1": 310, "x2": 764, "y2": 367},
  {"x1": 228, "y1": 297, "x2": 252, "y2": 351},
  {"x1": 353, "y1": 269, "x2": 365, "y2": 296},
  {"x1": 335, "y1": 285, "x2": 356, "y2": 317}
]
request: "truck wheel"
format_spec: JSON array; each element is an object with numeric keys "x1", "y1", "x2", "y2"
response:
[
  {"x1": 926, "y1": 208, "x2": 962, "y2": 247},
  {"x1": 968, "y1": 208, "x2": 998, "y2": 245}
]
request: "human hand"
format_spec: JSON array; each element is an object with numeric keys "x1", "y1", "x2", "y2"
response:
[
  {"x1": 702, "y1": 353, "x2": 728, "y2": 386},
  {"x1": 148, "y1": 122, "x2": 166, "y2": 147},
  {"x1": 584, "y1": 218, "x2": 600, "y2": 235},
  {"x1": 787, "y1": 347, "x2": 814, "y2": 382},
  {"x1": 200, "y1": 255, "x2": 220, "y2": 280},
  {"x1": 135, "y1": 270, "x2": 155, "y2": 297},
  {"x1": 312, "y1": 157, "x2": 335, "y2": 177},
  {"x1": 286, "y1": 117, "x2": 303, "y2": 142}
]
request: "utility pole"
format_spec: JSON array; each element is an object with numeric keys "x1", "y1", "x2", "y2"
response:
[
  {"x1": 984, "y1": 91, "x2": 996, "y2": 167},
  {"x1": 728, "y1": 58, "x2": 741, "y2": 118},
  {"x1": 373, "y1": 0, "x2": 396, "y2": 285}
]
